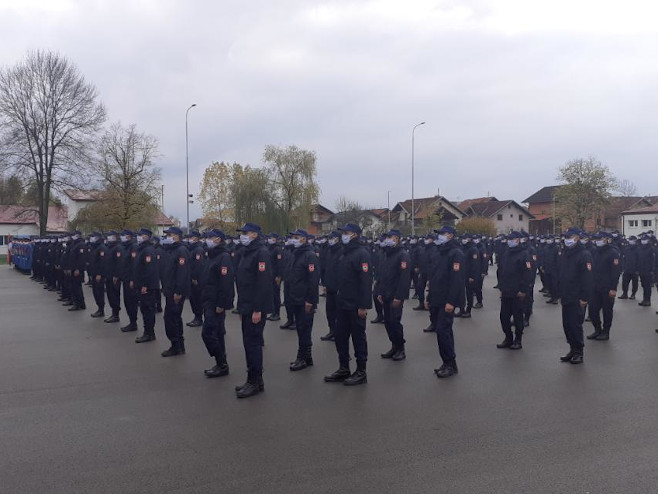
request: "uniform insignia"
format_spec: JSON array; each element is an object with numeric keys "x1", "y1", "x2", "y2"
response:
[
  {"x1": 526, "y1": 261, "x2": 532, "y2": 269},
  {"x1": 277, "y1": 254, "x2": 282, "y2": 260},
  {"x1": 453, "y1": 262, "x2": 460, "y2": 271},
  {"x1": 131, "y1": 252, "x2": 136, "y2": 258},
  {"x1": 100, "y1": 251, "x2": 104, "y2": 257},
  {"x1": 362, "y1": 263, "x2": 369, "y2": 273},
  {"x1": 473, "y1": 254, "x2": 477, "y2": 259},
  {"x1": 179, "y1": 258, "x2": 185, "y2": 266},
  {"x1": 532, "y1": 255, "x2": 537, "y2": 261},
  {"x1": 221, "y1": 266, "x2": 228, "y2": 275},
  {"x1": 117, "y1": 252, "x2": 121, "y2": 258},
  {"x1": 157, "y1": 255, "x2": 160, "y2": 260},
  {"x1": 586, "y1": 262, "x2": 592, "y2": 271},
  {"x1": 196, "y1": 254, "x2": 201, "y2": 260},
  {"x1": 401, "y1": 261, "x2": 407, "y2": 269},
  {"x1": 309, "y1": 264, "x2": 315, "y2": 272},
  {"x1": 259, "y1": 262, "x2": 266, "y2": 272},
  {"x1": 80, "y1": 248, "x2": 84, "y2": 253},
  {"x1": 613, "y1": 258, "x2": 619, "y2": 266},
  {"x1": 145, "y1": 255, "x2": 152, "y2": 263}
]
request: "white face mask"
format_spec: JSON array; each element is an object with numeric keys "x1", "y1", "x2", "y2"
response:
[
  {"x1": 291, "y1": 238, "x2": 303, "y2": 248},
  {"x1": 341, "y1": 234, "x2": 353, "y2": 245},
  {"x1": 410, "y1": 239, "x2": 417, "y2": 245},
  {"x1": 107, "y1": 235, "x2": 116, "y2": 242},
  {"x1": 162, "y1": 237, "x2": 174, "y2": 245},
  {"x1": 461, "y1": 239, "x2": 469, "y2": 245},
  {"x1": 120, "y1": 235, "x2": 129, "y2": 243},
  {"x1": 564, "y1": 238, "x2": 577, "y2": 248},
  {"x1": 71, "y1": 235, "x2": 80, "y2": 241},
  {"x1": 267, "y1": 238, "x2": 276, "y2": 245},
  {"x1": 595, "y1": 240, "x2": 605, "y2": 247},
  {"x1": 89, "y1": 236, "x2": 97, "y2": 243},
  {"x1": 136, "y1": 236, "x2": 145, "y2": 244},
  {"x1": 205, "y1": 239, "x2": 216, "y2": 248},
  {"x1": 424, "y1": 238, "x2": 433, "y2": 245},
  {"x1": 507, "y1": 239, "x2": 519, "y2": 248},
  {"x1": 328, "y1": 238, "x2": 338, "y2": 246},
  {"x1": 546, "y1": 239, "x2": 553, "y2": 244},
  {"x1": 641, "y1": 239, "x2": 649, "y2": 245},
  {"x1": 473, "y1": 239, "x2": 480, "y2": 244},
  {"x1": 435, "y1": 234, "x2": 449, "y2": 245},
  {"x1": 629, "y1": 240, "x2": 636, "y2": 245},
  {"x1": 383, "y1": 238, "x2": 396, "y2": 248},
  {"x1": 240, "y1": 234, "x2": 253, "y2": 246},
  {"x1": 580, "y1": 238, "x2": 589, "y2": 244}
]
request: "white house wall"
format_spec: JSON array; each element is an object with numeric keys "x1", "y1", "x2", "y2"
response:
[
  {"x1": 621, "y1": 213, "x2": 658, "y2": 237},
  {"x1": 492, "y1": 204, "x2": 531, "y2": 234}
]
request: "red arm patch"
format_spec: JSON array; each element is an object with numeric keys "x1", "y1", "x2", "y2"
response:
[
  {"x1": 259, "y1": 262, "x2": 266, "y2": 272},
  {"x1": 362, "y1": 262, "x2": 369, "y2": 273},
  {"x1": 586, "y1": 262, "x2": 592, "y2": 271},
  {"x1": 613, "y1": 258, "x2": 619, "y2": 266},
  {"x1": 179, "y1": 258, "x2": 185, "y2": 266},
  {"x1": 145, "y1": 255, "x2": 152, "y2": 263},
  {"x1": 309, "y1": 264, "x2": 315, "y2": 272},
  {"x1": 221, "y1": 266, "x2": 228, "y2": 275},
  {"x1": 401, "y1": 261, "x2": 407, "y2": 269},
  {"x1": 453, "y1": 262, "x2": 460, "y2": 272}
]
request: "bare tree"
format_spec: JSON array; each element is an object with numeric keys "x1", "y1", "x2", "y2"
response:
[
  {"x1": 614, "y1": 178, "x2": 638, "y2": 197},
  {"x1": 89, "y1": 122, "x2": 161, "y2": 230},
  {"x1": 0, "y1": 50, "x2": 106, "y2": 234}
]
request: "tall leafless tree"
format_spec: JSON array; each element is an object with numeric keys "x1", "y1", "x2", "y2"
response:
[{"x1": 0, "y1": 50, "x2": 106, "y2": 234}]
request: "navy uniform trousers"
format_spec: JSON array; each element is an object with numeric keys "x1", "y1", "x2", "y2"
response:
[
  {"x1": 335, "y1": 309, "x2": 368, "y2": 371},
  {"x1": 164, "y1": 295, "x2": 186, "y2": 346},
  {"x1": 430, "y1": 306, "x2": 456, "y2": 364},
  {"x1": 562, "y1": 302, "x2": 586, "y2": 354},
  {"x1": 202, "y1": 308, "x2": 227, "y2": 358}
]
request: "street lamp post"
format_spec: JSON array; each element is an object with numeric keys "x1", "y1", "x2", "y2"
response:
[
  {"x1": 185, "y1": 103, "x2": 197, "y2": 233},
  {"x1": 411, "y1": 121, "x2": 425, "y2": 236},
  {"x1": 161, "y1": 184, "x2": 165, "y2": 230},
  {"x1": 387, "y1": 190, "x2": 392, "y2": 230}
]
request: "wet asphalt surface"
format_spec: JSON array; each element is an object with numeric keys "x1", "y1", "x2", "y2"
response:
[{"x1": 2, "y1": 267, "x2": 658, "y2": 493}]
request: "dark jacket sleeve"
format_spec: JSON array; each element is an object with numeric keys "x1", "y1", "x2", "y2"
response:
[
  {"x1": 448, "y1": 249, "x2": 466, "y2": 307},
  {"x1": 254, "y1": 247, "x2": 273, "y2": 313},
  {"x1": 217, "y1": 252, "x2": 235, "y2": 309},
  {"x1": 609, "y1": 249, "x2": 622, "y2": 292},
  {"x1": 395, "y1": 251, "x2": 411, "y2": 301},
  {"x1": 305, "y1": 250, "x2": 320, "y2": 305},
  {"x1": 358, "y1": 249, "x2": 373, "y2": 310},
  {"x1": 580, "y1": 250, "x2": 594, "y2": 303},
  {"x1": 520, "y1": 251, "x2": 534, "y2": 294},
  {"x1": 175, "y1": 247, "x2": 191, "y2": 296}
]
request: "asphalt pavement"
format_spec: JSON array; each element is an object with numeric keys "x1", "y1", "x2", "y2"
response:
[{"x1": 2, "y1": 267, "x2": 658, "y2": 493}]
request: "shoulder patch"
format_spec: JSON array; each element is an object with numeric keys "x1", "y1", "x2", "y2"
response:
[
  {"x1": 613, "y1": 258, "x2": 619, "y2": 266},
  {"x1": 221, "y1": 266, "x2": 228, "y2": 275},
  {"x1": 362, "y1": 262, "x2": 369, "y2": 273},
  {"x1": 453, "y1": 262, "x2": 461, "y2": 272},
  {"x1": 116, "y1": 252, "x2": 121, "y2": 258},
  {"x1": 156, "y1": 255, "x2": 160, "y2": 260},
  {"x1": 131, "y1": 251, "x2": 136, "y2": 258},
  {"x1": 145, "y1": 255, "x2": 152, "y2": 263},
  {"x1": 259, "y1": 262, "x2": 266, "y2": 272},
  {"x1": 80, "y1": 248, "x2": 84, "y2": 253},
  {"x1": 277, "y1": 254, "x2": 282, "y2": 260},
  {"x1": 401, "y1": 261, "x2": 407, "y2": 269},
  {"x1": 196, "y1": 254, "x2": 201, "y2": 260},
  {"x1": 179, "y1": 258, "x2": 185, "y2": 266},
  {"x1": 586, "y1": 262, "x2": 592, "y2": 271},
  {"x1": 309, "y1": 263, "x2": 315, "y2": 272},
  {"x1": 100, "y1": 251, "x2": 105, "y2": 257},
  {"x1": 473, "y1": 254, "x2": 478, "y2": 259},
  {"x1": 526, "y1": 261, "x2": 532, "y2": 269}
]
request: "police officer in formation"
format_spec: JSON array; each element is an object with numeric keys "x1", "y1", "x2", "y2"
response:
[
  {"x1": 496, "y1": 231, "x2": 533, "y2": 350},
  {"x1": 88, "y1": 231, "x2": 108, "y2": 318},
  {"x1": 586, "y1": 232, "x2": 621, "y2": 341},
  {"x1": 286, "y1": 229, "x2": 320, "y2": 371},
  {"x1": 160, "y1": 226, "x2": 190, "y2": 356},
  {"x1": 234, "y1": 223, "x2": 273, "y2": 398},
  {"x1": 324, "y1": 224, "x2": 372, "y2": 386},
  {"x1": 133, "y1": 228, "x2": 159, "y2": 343},
  {"x1": 376, "y1": 229, "x2": 411, "y2": 361},
  {"x1": 319, "y1": 231, "x2": 342, "y2": 342},
  {"x1": 186, "y1": 230, "x2": 205, "y2": 327}
]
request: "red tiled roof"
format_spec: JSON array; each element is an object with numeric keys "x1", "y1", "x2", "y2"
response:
[
  {"x1": 0, "y1": 205, "x2": 68, "y2": 232},
  {"x1": 458, "y1": 197, "x2": 497, "y2": 211},
  {"x1": 63, "y1": 189, "x2": 104, "y2": 201},
  {"x1": 621, "y1": 205, "x2": 658, "y2": 215}
]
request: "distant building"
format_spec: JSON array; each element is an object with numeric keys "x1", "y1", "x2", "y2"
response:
[
  {"x1": 620, "y1": 205, "x2": 658, "y2": 237},
  {"x1": 0, "y1": 205, "x2": 68, "y2": 255},
  {"x1": 462, "y1": 199, "x2": 534, "y2": 234},
  {"x1": 523, "y1": 185, "x2": 562, "y2": 235},
  {"x1": 392, "y1": 196, "x2": 466, "y2": 231}
]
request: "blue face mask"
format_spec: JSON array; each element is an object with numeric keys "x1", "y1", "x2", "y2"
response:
[
  {"x1": 341, "y1": 234, "x2": 352, "y2": 245},
  {"x1": 291, "y1": 238, "x2": 303, "y2": 248},
  {"x1": 383, "y1": 238, "x2": 396, "y2": 248},
  {"x1": 507, "y1": 240, "x2": 519, "y2": 248},
  {"x1": 564, "y1": 238, "x2": 577, "y2": 248},
  {"x1": 595, "y1": 240, "x2": 605, "y2": 248},
  {"x1": 161, "y1": 237, "x2": 174, "y2": 245},
  {"x1": 435, "y1": 234, "x2": 449, "y2": 245},
  {"x1": 240, "y1": 234, "x2": 253, "y2": 246}
]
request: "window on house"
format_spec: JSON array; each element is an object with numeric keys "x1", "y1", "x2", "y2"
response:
[
  {"x1": 628, "y1": 220, "x2": 638, "y2": 227},
  {"x1": 642, "y1": 220, "x2": 652, "y2": 227},
  {"x1": 0, "y1": 236, "x2": 5, "y2": 246},
  {"x1": 497, "y1": 214, "x2": 503, "y2": 221},
  {"x1": 518, "y1": 214, "x2": 523, "y2": 221}
]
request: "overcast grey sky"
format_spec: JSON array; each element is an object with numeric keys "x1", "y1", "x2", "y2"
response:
[{"x1": 2, "y1": 0, "x2": 658, "y2": 221}]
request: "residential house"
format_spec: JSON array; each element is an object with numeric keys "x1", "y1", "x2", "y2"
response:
[
  {"x1": 308, "y1": 204, "x2": 335, "y2": 234},
  {"x1": 392, "y1": 195, "x2": 466, "y2": 232},
  {"x1": 0, "y1": 205, "x2": 68, "y2": 255},
  {"x1": 523, "y1": 185, "x2": 562, "y2": 235},
  {"x1": 620, "y1": 205, "x2": 658, "y2": 237},
  {"x1": 462, "y1": 200, "x2": 534, "y2": 234}
]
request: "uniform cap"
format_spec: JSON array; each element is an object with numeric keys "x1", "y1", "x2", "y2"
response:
[
  {"x1": 189, "y1": 230, "x2": 201, "y2": 238},
  {"x1": 204, "y1": 228, "x2": 226, "y2": 240},
  {"x1": 164, "y1": 226, "x2": 183, "y2": 236},
  {"x1": 328, "y1": 230, "x2": 340, "y2": 239},
  {"x1": 136, "y1": 228, "x2": 152, "y2": 237},
  {"x1": 267, "y1": 232, "x2": 280, "y2": 239},
  {"x1": 506, "y1": 231, "x2": 524, "y2": 239},
  {"x1": 237, "y1": 222, "x2": 262, "y2": 233},
  {"x1": 121, "y1": 229, "x2": 134, "y2": 236},
  {"x1": 435, "y1": 225, "x2": 457, "y2": 235},
  {"x1": 385, "y1": 229, "x2": 403, "y2": 237},
  {"x1": 289, "y1": 228, "x2": 312, "y2": 238},
  {"x1": 563, "y1": 228, "x2": 582, "y2": 237},
  {"x1": 338, "y1": 223, "x2": 362, "y2": 235}
]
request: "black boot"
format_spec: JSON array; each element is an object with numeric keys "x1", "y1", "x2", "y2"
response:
[
  {"x1": 205, "y1": 355, "x2": 229, "y2": 377},
  {"x1": 510, "y1": 335, "x2": 523, "y2": 350},
  {"x1": 121, "y1": 322, "x2": 138, "y2": 332},
  {"x1": 618, "y1": 292, "x2": 628, "y2": 299},
  {"x1": 570, "y1": 353, "x2": 584, "y2": 364},
  {"x1": 161, "y1": 341, "x2": 185, "y2": 357},
  {"x1": 90, "y1": 309, "x2": 105, "y2": 318},
  {"x1": 104, "y1": 311, "x2": 120, "y2": 323},
  {"x1": 560, "y1": 350, "x2": 574, "y2": 362},
  {"x1": 235, "y1": 373, "x2": 265, "y2": 391},
  {"x1": 370, "y1": 315, "x2": 384, "y2": 324},
  {"x1": 423, "y1": 323, "x2": 435, "y2": 333},
  {"x1": 290, "y1": 348, "x2": 309, "y2": 371},
  {"x1": 587, "y1": 328, "x2": 602, "y2": 340},
  {"x1": 135, "y1": 333, "x2": 156, "y2": 343},
  {"x1": 266, "y1": 313, "x2": 281, "y2": 321},
  {"x1": 380, "y1": 347, "x2": 396, "y2": 359},
  {"x1": 68, "y1": 305, "x2": 84, "y2": 311},
  {"x1": 595, "y1": 329, "x2": 610, "y2": 341},
  {"x1": 497, "y1": 335, "x2": 513, "y2": 349},
  {"x1": 236, "y1": 374, "x2": 263, "y2": 398},
  {"x1": 412, "y1": 304, "x2": 425, "y2": 311},
  {"x1": 460, "y1": 310, "x2": 472, "y2": 319},
  {"x1": 392, "y1": 348, "x2": 406, "y2": 361},
  {"x1": 279, "y1": 320, "x2": 295, "y2": 329},
  {"x1": 435, "y1": 361, "x2": 458, "y2": 378},
  {"x1": 304, "y1": 348, "x2": 314, "y2": 367},
  {"x1": 324, "y1": 367, "x2": 351, "y2": 383},
  {"x1": 186, "y1": 317, "x2": 203, "y2": 327},
  {"x1": 639, "y1": 300, "x2": 651, "y2": 307},
  {"x1": 320, "y1": 332, "x2": 335, "y2": 341},
  {"x1": 343, "y1": 369, "x2": 367, "y2": 386}
]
